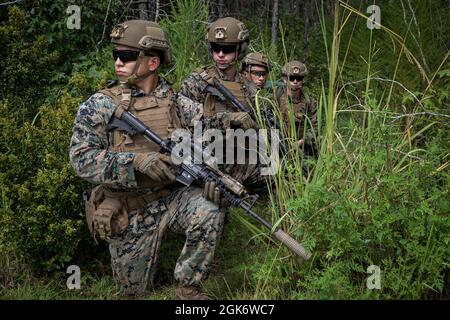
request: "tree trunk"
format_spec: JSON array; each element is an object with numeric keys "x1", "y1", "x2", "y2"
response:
[
  {"x1": 218, "y1": 0, "x2": 224, "y2": 17},
  {"x1": 303, "y1": 0, "x2": 312, "y2": 62},
  {"x1": 293, "y1": 0, "x2": 300, "y2": 16},
  {"x1": 234, "y1": 0, "x2": 239, "y2": 15},
  {"x1": 155, "y1": 0, "x2": 160, "y2": 22},
  {"x1": 271, "y1": 0, "x2": 279, "y2": 45},
  {"x1": 138, "y1": 1, "x2": 148, "y2": 20},
  {"x1": 326, "y1": 0, "x2": 334, "y2": 19}
]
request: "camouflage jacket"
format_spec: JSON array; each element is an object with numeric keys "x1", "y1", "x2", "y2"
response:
[
  {"x1": 275, "y1": 84, "x2": 318, "y2": 147},
  {"x1": 177, "y1": 66, "x2": 271, "y2": 190},
  {"x1": 178, "y1": 65, "x2": 251, "y2": 128},
  {"x1": 69, "y1": 78, "x2": 175, "y2": 190}
]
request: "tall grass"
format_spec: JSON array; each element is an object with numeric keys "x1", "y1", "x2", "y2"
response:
[
  {"x1": 160, "y1": 0, "x2": 209, "y2": 89},
  {"x1": 246, "y1": 0, "x2": 449, "y2": 299}
]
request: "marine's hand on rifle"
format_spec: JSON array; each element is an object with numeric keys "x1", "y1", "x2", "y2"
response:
[
  {"x1": 220, "y1": 112, "x2": 257, "y2": 130},
  {"x1": 133, "y1": 152, "x2": 176, "y2": 182},
  {"x1": 202, "y1": 181, "x2": 221, "y2": 206}
]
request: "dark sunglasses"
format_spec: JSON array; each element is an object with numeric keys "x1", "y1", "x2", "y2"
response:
[
  {"x1": 210, "y1": 43, "x2": 237, "y2": 54},
  {"x1": 289, "y1": 75, "x2": 304, "y2": 82},
  {"x1": 251, "y1": 71, "x2": 268, "y2": 78},
  {"x1": 112, "y1": 49, "x2": 140, "y2": 63}
]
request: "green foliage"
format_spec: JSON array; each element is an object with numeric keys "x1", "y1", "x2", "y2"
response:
[
  {"x1": 0, "y1": 89, "x2": 92, "y2": 274},
  {"x1": 336, "y1": 0, "x2": 450, "y2": 107},
  {"x1": 259, "y1": 0, "x2": 450, "y2": 299},
  {"x1": 159, "y1": 0, "x2": 210, "y2": 89},
  {"x1": 24, "y1": 0, "x2": 123, "y2": 63},
  {"x1": 0, "y1": 7, "x2": 113, "y2": 275},
  {"x1": 0, "y1": 274, "x2": 121, "y2": 300},
  {"x1": 293, "y1": 143, "x2": 448, "y2": 299},
  {"x1": 245, "y1": 99, "x2": 449, "y2": 299},
  {"x1": 0, "y1": 6, "x2": 59, "y2": 116}
]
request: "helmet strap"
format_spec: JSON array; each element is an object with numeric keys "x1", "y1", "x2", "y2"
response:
[
  {"x1": 123, "y1": 52, "x2": 155, "y2": 85},
  {"x1": 115, "y1": 81, "x2": 132, "y2": 119},
  {"x1": 216, "y1": 62, "x2": 233, "y2": 70},
  {"x1": 289, "y1": 84, "x2": 301, "y2": 92}
]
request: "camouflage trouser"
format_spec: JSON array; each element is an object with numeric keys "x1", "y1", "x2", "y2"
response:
[{"x1": 107, "y1": 185, "x2": 225, "y2": 296}]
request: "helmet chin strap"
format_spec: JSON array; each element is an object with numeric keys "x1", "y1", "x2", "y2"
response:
[
  {"x1": 216, "y1": 62, "x2": 233, "y2": 70},
  {"x1": 215, "y1": 56, "x2": 238, "y2": 72},
  {"x1": 121, "y1": 52, "x2": 155, "y2": 86}
]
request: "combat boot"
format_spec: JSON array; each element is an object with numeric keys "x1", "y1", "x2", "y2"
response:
[{"x1": 175, "y1": 285, "x2": 209, "y2": 300}]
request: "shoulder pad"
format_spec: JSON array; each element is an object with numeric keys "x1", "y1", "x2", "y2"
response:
[
  {"x1": 98, "y1": 84, "x2": 122, "y2": 106},
  {"x1": 99, "y1": 85, "x2": 121, "y2": 96},
  {"x1": 193, "y1": 66, "x2": 208, "y2": 74},
  {"x1": 99, "y1": 79, "x2": 121, "y2": 97}
]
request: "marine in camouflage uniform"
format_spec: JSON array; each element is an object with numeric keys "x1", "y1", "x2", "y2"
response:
[
  {"x1": 276, "y1": 60, "x2": 318, "y2": 156},
  {"x1": 239, "y1": 52, "x2": 277, "y2": 134},
  {"x1": 177, "y1": 17, "x2": 265, "y2": 190},
  {"x1": 240, "y1": 52, "x2": 271, "y2": 100},
  {"x1": 69, "y1": 20, "x2": 224, "y2": 299}
]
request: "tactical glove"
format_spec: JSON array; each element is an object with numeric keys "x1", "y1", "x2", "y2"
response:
[
  {"x1": 202, "y1": 181, "x2": 221, "y2": 206},
  {"x1": 221, "y1": 112, "x2": 256, "y2": 130},
  {"x1": 133, "y1": 152, "x2": 176, "y2": 182}
]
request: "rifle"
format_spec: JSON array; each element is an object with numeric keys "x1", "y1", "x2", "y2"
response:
[
  {"x1": 209, "y1": 78, "x2": 288, "y2": 154},
  {"x1": 207, "y1": 78, "x2": 315, "y2": 174},
  {"x1": 107, "y1": 109, "x2": 311, "y2": 261}
]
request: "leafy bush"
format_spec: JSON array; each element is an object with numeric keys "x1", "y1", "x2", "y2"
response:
[
  {"x1": 0, "y1": 88, "x2": 101, "y2": 274},
  {"x1": 0, "y1": 7, "x2": 113, "y2": 275},
  {"x1": 0, "y1": 7, "x2": 59, "y2": 117}
]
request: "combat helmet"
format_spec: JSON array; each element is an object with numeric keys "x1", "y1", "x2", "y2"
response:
[
  {"x1": 281, "y1": 61, "x2": 308, "y2": 77},
  {"x1": 110, "y1": 20, "x2": 172, "y2": 85},
  {"x1": 111, "y1": 20, "x2": 171, "y2": 64},
  {"x1": 240, "y1": 52, "x2": 271, "y2": 72},
  {"x1": 206, "y1": 17, "x2": 249, "y2": 59}
]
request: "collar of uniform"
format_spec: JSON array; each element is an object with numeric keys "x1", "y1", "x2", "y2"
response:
[
  {"x1": 212, "y1": 66, "x2": 243, "y2": 83},
  {"x1": 288, "y1": 90, "x2": 304, "y2": 104},
  {"x1": 130, "y1": 76, "x2": 170, "y2": 98},
  {"x1": 278, "y1": 83, "x2": 303, "y2": 103}
]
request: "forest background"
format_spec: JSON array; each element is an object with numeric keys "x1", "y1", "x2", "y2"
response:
[{"x1": 0, "y1": 0, "x2": 448, "y2": 299}]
